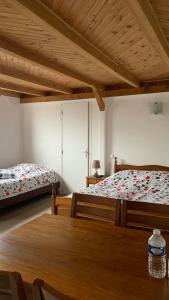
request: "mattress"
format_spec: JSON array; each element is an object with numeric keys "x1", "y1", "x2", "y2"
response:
[
  {"x1": 0, "y1": 163, "x2": 59, "y2": 200},
  {"x1": 81, "y1": 170, "x2": 169, "y2": 205}
]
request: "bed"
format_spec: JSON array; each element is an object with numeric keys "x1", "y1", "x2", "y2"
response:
[
  {"x1": 74, "y1": 157, "x2": 169, "y2": 230},
  {"x1": 0, "y1": 163, "x2": 60, "y2": 210}
]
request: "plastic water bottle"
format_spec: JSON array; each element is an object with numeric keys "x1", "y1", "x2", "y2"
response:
[{"x1": 148, "y1": 229, "x2": 166, "y2": 278}]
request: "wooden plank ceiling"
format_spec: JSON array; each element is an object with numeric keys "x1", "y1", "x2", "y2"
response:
[{"x1": 0, "y1": 0, "x2": 169, "y2": 110}]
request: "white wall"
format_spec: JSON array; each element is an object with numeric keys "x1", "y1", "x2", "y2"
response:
[
  {"x1": 21, "y1": 92, "x2": 169, "y2": 189},
  {"x1": 22, "y1": 101, "x2": 104, "y2": 171},
  {"x1": 89, "y1": 101, "x2": 106, "y2": 175},
  {"x1": 105, "y1": 92, "x2": 169, "y2": 175},
  {"x1": 22, "y1": 102, "x2": 62, "y2": 174},
  {"x1": 0, "y1": 96, "x2": 22, "y2": 168},
  {"x1": 22, "y1": 100, "x2": 105, "y2": 192}
]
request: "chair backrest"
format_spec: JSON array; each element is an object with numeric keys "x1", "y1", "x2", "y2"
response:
[
  {"x1": 0, "y1": 270, "x2": 27, "y2": 300},
  {"x1": 121, "y1": 200, "x2": 169, "y2": 231},
  {"x1": 71, "y1": 193, "x2": 121, "y2": 225},
  {"x1": 32, "y1": 279, "x2": 73, "y2": 300}
]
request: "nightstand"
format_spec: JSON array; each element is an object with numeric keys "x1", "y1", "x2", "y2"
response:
[{"x1": 86, "y1": 176, "x2": 107, "y2": 187}]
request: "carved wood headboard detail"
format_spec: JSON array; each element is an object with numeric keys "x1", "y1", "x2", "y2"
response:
[{"x1": 114, "y1": 157, "x2": 169, "y2": 173}]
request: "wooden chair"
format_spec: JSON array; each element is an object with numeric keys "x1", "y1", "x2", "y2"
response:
[
  {"x1": 121, "y1": 200, "x2": 169, "y2": 231},
  {"x1": 0, "y1": 270, "x2": 27, "y2": 300},
  {"x1": 71, "y1": 193, "x2": 121, "y2": 225},
  {"x1": 51, "y1": 194, "x2": 72, "y2": 216},
  {"x1": 32, "y1": 279, "x2": 73, "y2": 300}
]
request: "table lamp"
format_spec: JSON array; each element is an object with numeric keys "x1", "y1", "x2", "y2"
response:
[{"x1": 92, "y1": 160, "x2": 101, "y2": 177}]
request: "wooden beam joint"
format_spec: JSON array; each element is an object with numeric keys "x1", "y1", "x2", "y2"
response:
[
  {"x1": 92, "y1": 87, "x2": 105, "y2": 111},
  {"x1": 20, "y1": 82, "x2": 169, "y2": 103}
]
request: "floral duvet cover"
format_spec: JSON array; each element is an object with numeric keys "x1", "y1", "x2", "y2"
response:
[
  {"x1": 81, "y1": 170, "x2": 169, "y2": 205},
  {"x1": 0, "y1": 163, "x2": 58, "y2": 200}
]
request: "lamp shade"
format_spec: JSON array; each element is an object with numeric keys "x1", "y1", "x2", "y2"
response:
[{"x1": 92, "y1": 160, "x2": 101, "y2": 169}]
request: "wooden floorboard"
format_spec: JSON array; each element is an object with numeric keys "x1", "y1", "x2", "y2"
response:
[{"x1": 0, "y1": 195, "x2": 51, "y2": 236}]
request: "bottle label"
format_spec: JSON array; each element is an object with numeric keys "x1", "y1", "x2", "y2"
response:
[{"x1": 148, "y1": 244, "x2": 166, "y2": 256}]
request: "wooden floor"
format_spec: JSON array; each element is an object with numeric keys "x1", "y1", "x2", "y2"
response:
[{"x1": 0, "y1": 195, "x2": 51, "y2": 236}]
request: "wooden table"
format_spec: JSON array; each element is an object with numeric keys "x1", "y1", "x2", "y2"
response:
[
  {"x1": 0, "y1": 214, "x2": 168, "y2": 300},
  {"x1": 86, "y1": 176, "x2": 107, "y2": 187}
]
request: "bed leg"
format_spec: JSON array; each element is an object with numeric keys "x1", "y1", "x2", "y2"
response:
[
  {"x1": 51, "y1": 183, "x2": 58, "y2": 215},
  {"x1": 114, "y1": 199, "x2": 121, "y2": 226}
]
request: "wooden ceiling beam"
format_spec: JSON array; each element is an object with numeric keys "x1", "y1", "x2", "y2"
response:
[
  {"x1": 0, "y1": 88, "x2": 19, "y2": 98},
  {"x1": 8, "y1": 0, "x2": 139, "y2": 88},
  {"x1": 0, "y1": 37, "x2": 103, "y2": 90},
  {"x1": 126, "y1": 0, "x2": 169, "y2": 68},
  {"x1": 0, "y1": 69, "x2": 72, "y2": 94},
  {"x1": 20, "y1": 82, "x2": 169, "y2": 104},
  {"x1": 0, "y1": 81, "x2": 45, "y2": 96},
  {"x1": 92, "y1": 87, "x2": 105, "y2": 111}
]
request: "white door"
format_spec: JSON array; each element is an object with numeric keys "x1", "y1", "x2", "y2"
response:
[{"x1": 61, "y1": 102, "x2": 89, "y2": 193}]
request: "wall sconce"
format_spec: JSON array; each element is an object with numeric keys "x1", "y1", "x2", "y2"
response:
[{"x1": 152, "y1": 102, "x2": 163, "y2": 115}]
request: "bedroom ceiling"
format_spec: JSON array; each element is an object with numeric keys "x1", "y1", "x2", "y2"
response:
[{"x1": 0, "y1": 0, "x2": 169, "y2": 110}]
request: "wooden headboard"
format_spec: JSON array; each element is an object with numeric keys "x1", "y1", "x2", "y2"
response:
[{"x1": 114, "y1": 157, "x2": 169, "y2": 173}]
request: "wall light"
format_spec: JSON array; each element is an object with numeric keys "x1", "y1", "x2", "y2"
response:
[{"x1": 152, "y1": 102, "x2": 163, "y2": 115}]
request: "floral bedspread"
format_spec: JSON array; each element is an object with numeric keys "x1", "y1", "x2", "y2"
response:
[
  {"x1": 81, "y1": 170, "x2": 169, "y2": 205},
  {"x1": 0, "y1": 163, "x2": 58, "y2": 200}
]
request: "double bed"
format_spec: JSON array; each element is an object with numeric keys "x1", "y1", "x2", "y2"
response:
[
  {"x1": 81, "y1": 159, "x2": 169, "y2": 205},
  {"x1": 75, "y1": 157, "x2": 169, "y2": 230},
  {"x1": 0, "y1": 163, "x2": 60, "y2": 210}
]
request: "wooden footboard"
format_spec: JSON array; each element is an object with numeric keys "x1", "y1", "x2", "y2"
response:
[{"x1": 0, "y1": 181, "x2": 60, "y2": 210}]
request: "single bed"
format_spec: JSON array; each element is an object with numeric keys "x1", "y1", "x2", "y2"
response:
[
  {"x1": 0, "y1": 163, "x2": 60, "y2": 210},
  {"x1": 74, "y1": 157, "x2": 169, "y2": 230}
]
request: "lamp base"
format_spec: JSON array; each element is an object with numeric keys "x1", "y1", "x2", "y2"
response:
[{"x1": 93, "y1": 169, "x2": 99, "y2": 178}]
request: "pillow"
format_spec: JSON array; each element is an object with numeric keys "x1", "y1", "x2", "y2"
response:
[{"x1": 0, "y1": 170, "x2": 15, "y2": 179}]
